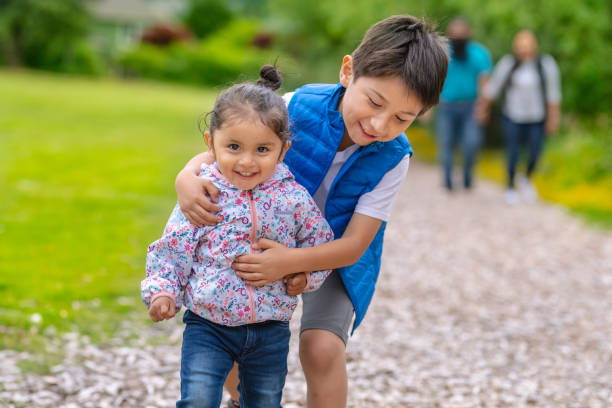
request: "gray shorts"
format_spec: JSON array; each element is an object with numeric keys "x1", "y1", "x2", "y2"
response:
[{"x1": 300, "y1": 270, "x2": 354, "y2": 345}]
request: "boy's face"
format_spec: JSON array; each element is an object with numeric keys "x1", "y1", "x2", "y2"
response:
[
  {"x1": 338, "y1": 56, "x2": 424, "y2": 147},
  {"x1": 205, "y1": 119, "x2": 289, "y2": 190}
]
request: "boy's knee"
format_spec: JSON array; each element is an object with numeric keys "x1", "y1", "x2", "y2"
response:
[{"x1": 299, "y1": 330, "x2": 345, "y2": 372}]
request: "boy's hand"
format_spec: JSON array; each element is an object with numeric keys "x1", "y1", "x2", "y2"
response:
[
  {"x1": 149, "y1": 296, "x2": 177, "y2": 322},
  {"x1": 176, "y1": 152, "x2": 221, "y2": 226},
  {"x1": 233, "y1": 239, "x2": 295, "y2": 286},
  {"x1": 284, "y1": 273, "x2": 307, "y2": 296}
]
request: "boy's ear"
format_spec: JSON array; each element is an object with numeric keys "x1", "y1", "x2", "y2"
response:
[
  {"x1": 204, "y1": 132, "x2": 215, "y2": 157},
  {"x1": 339, "y1": 55, "x2": 353, "y2": 87},
  {"x1": 278, "y1": 141, "x2": 291, "y2": 163}
]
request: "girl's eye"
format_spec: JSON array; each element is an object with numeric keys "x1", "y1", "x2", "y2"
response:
[
  {"x1": 228, "y1": 144, "x2": 239, "y2": 150},
  {"x1": 369, "y1": 97, "x2": 382, "y2": 108},
  {"x1": 257, "y1": 146, "x2": 269, "y2": 153}
]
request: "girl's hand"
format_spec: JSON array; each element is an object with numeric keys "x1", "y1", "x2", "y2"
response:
[
  {"x1": 284, "y1": 273, "x2": 307, "y2": 296},
  {"x1": 175, "y1": 153, "x2": 221, "y2": 226},
  {"x1": 149, "y1": 296, "x2": 177, "y2": 322},
  {"x1": 233, "y1": 239, "x2": 295, "y2": 286}
]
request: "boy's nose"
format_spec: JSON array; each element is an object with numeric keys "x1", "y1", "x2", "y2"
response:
[{"x1": 370, "y1": 116, "x2": 388, "y2": 135}]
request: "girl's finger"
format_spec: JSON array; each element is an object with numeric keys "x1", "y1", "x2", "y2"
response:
[{"x1": 149, "y1": 307, "x2": 160, "y2": 322}]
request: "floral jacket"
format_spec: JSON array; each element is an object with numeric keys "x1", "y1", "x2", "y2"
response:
[{"x1": 141, "y1": 163, "x2": 333, "y2": 326}]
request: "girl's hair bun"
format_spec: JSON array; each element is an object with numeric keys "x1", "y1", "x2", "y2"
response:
[{"x1": 257, "y1": 64, "x2": 282, "y2": 91}]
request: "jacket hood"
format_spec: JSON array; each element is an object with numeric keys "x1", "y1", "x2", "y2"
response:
[{"x1": 200, "y1": 162, "x2": 295, "y2": 192}]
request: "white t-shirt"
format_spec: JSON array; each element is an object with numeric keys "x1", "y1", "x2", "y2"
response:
[
  {"x1": 283, "y1": 92, "x2": 410, "y2": 222},
  {"x1": 483, "y1": 55, "x2": 561, "y2": 123}
]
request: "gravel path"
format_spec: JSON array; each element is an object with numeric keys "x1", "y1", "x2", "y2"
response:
[{"x1": 2, "y1": 161, "x2": 611, "y2": 407}]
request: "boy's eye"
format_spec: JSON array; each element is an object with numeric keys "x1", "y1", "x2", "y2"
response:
[
  {"x1": 257, "y1": 146, "x2": 269, "y2": 153},
  {"x1": 228, "y1": 144, "x2": 239, "y2": 150},
  {"x1": 396, "y1": 116, "x2": 408, "y2": 123},
  {"x1": 368, "y1": 97, "x2": 382, "y2": 108}
]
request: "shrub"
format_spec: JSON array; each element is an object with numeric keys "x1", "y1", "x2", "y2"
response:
[
  {"x1": 119, "y1": 20, "x2": 278, "y2": 86},
  {"x1": 182, "y1": 0, "x2": 234, "y2": 39},
  {"x1": 0, "y1": 0, "x2": 101, "y2": 74}
]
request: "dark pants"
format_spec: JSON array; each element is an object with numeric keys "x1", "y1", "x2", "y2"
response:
[
  {"x1": 177, "y1": 310, "x2": 290, "y2": 408},
  {"x1": 436, "y1": 101, "x2": 483, "y2": 189},
  {"x1": 501, "y1": 116, "x2": 546, "y2": 188}
]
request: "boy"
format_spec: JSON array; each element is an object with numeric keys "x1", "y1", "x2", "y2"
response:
[{"x1": 176, "y1": 15, "x2": 448, "y2": 407}]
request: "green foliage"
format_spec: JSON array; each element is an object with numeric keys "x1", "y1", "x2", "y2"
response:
[
  {"x1": 119, "y1": 19, "x2": 278, "y2": 87},
  {"x1": 183, "y1": 0, "x2": 235, "y2": 38},
  {"x1": 268, "y1": 0, "x2": 612, "y2": 115},
  {"x1": 0, "y1": 0, "x2": 102, "y2": 74},
  {"x1": 0, "y1": 69, "x2": 216, "y2": 348}
]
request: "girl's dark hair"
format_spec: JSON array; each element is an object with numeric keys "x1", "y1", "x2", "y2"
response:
[
  {"x1": 351, "y1": 15, "x2": 449, "y2": 113},
  {"x1": 203, "y1": 65, "x2": 290, "y2": 144}
]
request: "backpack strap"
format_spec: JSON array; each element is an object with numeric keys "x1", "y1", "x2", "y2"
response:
[
  {"x1": 500, "y1": 56, "x2": 521, "y2": 101},
  {"x1": 535, "y1": 55, "x2": 548, "y2": 120}
]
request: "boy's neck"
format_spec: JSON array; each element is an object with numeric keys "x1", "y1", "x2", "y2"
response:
[{"x1": 337, "y1": 131, "x2": 355, "y2": 151}]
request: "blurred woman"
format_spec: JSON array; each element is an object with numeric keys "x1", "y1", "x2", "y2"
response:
[{"x1": 477, "y1": 30, "x2": 561, "y2": 204}]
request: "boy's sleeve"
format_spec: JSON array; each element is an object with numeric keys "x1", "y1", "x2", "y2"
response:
[
  {"x1": 293, "y1": 186, "x2": 334, "y2": 292},
  {"x1": 141, "y1": 204, "x2": 205, "y2": 310}
]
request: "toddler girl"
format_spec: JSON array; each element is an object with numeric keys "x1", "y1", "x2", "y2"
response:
[{"x1": 141, "y1": 65, "x2": 333, "y2": 408}]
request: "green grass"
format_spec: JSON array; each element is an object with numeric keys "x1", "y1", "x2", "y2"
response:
[
  {"x1": 408, "y1": 120, "x2": 612, "y2": 229},
  {"x1": 0, "y1": 69, "x2": 216, "y2": 351}
]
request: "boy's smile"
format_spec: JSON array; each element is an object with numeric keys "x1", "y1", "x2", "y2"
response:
[
  {"x1": 337, "y1": 55, "x2": 424, "y2": 150},
  {"x1": 205, "y1": 120, "x2": 289, "y2": 190}
]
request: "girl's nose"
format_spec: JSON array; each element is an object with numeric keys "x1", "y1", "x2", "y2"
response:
[{"x1": 238, "y1": 154, "x2": 256, "y2": 167}]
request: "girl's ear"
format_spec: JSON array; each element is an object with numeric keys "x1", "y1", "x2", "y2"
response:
[
  {"x1": 339, "y1": 55, "x2": 353, "y2": 88},
  {"x1": 278, "y1": 141, "x2": 291, "y2": 163},
  {"x1": 204, "y1": 132, "x2": 215, "y2": 158}
]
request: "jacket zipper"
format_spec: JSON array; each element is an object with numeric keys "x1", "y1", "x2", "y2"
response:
[{"x1": 245, "y1": 190, "x2": 257, "y2": 323}]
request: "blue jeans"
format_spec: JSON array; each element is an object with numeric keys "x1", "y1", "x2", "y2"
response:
[
  {"x1": 177, "y1": 310, "x2": 290, "y2": 408},
  {"x1": 436, "y1": 101, "x2": 483, "y2": 189},
  {"x1": 501, "y1": 116, "x2": 546, "y2": 188}
]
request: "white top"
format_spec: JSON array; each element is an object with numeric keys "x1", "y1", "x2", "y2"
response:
[
  {"x1": 284, "y1": 92, "x2": 410, "y2": 222},
  {"x1": 484, "y1": 55, "x2": 561, "y2": 123}
]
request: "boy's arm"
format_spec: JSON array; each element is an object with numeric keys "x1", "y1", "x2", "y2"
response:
[
  {"x1": 175, "y1": 152, "x2": 221, "y2": 226},
  {"x1": 233, "y1": 213, "x2": 381, "y2": 287},
  {"x1": 292, "y1": 190, "x2": 335, "y2": 292}
]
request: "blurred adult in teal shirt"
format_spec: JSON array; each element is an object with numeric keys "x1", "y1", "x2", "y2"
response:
[{"x1": 436, "y1": 17, "x2": 492, "y2": 190}]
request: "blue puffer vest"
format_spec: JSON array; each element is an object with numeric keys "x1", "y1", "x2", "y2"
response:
[{"x1": 285, "y1": 83, "x2": 413, "y2": 332}]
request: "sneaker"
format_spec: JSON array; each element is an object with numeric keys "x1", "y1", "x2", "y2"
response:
[
  {"x1": 518, "y1": 177, "x2": 538, "y2": 203},
  {"x1": 505, "y1": 188, "x2": 520, "y2": 205}
]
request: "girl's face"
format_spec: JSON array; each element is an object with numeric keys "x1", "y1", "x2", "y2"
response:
[{"x1": 205, "y1": 120, "x2": 290, "y2": 190}]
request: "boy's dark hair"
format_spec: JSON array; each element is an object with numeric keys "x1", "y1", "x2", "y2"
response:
[
  {"x1": 351, "y1": 15, "x2": 449, "y2": 113},
  {"x1": 203, "y1": 65, "x2": 290, "y2": 144}
]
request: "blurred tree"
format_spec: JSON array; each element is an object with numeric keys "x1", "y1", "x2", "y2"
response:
[
  {"x1": 182, "y1": 0, "x2": 234, "y2": 38},
  {"x1": 0, "y1": 0, "x2": 96, "y2": 72}
]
